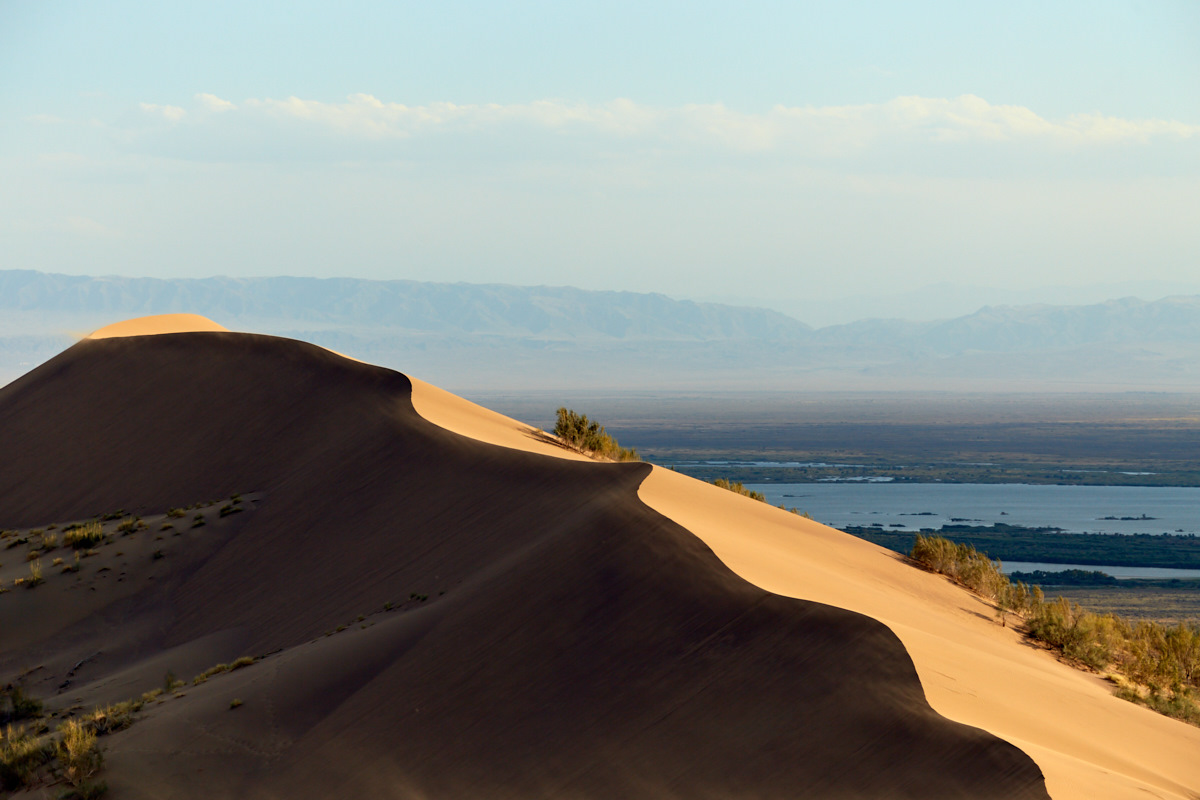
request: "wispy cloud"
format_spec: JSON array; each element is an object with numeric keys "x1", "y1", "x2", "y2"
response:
[
  {"x1": 148, "y1": 92, "x2": 1198, "y2": 146},
  {"x1": 112, "y1": 93, "x2": 1199, "y2": 175},
  {"x1": 138, "y1": 102, "x2": 186, "y2": 122},
  {"x1": 196, "y1": 93, "x2": 235, "y2": 112}
]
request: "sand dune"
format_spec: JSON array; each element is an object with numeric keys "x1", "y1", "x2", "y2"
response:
[
  {"x1": 0, "y1": 317, "x2": 1190, "y2": 798},
  {"x1": 86, "y1": 313, "x2": 230, "y2": 339}
]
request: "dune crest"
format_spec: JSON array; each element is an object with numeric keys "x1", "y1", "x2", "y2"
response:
[
  {"x1": 0, "y1": 330, "x2": 1048, "y2": 798},
  {"x1": 409, "y1": 376, "x2": 591, "y2": 460},
  {"x1": 86, "y1": 313, "x2": 229, "y2": 339},
  {"x1": 2, "y1": 324, "x2": 1194, "y2": 798},
  {"x1": 402, "y1": 373, "x2": 1200, "y2": 800}
]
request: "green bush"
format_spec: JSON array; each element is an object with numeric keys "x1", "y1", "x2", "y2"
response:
[
  {"x1": 552, "y1": 408, "x2": 638, "y2": 461},
  {"x1": 910, "y1": 533, "x2": 1200, "y2": 724},
  {"x1": 710, "y1": 478, "x2": 766, "y2": 502},
  {"x1": 1026, "y1": 597, "x2": 1121, "y2": 670},
  {"x1": 910, "y1": 534, "x2": 1008, "y2": 601}
]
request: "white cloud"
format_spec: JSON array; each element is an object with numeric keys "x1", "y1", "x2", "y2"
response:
[
  {"x1": 196, "y1": 93, "x2": 235, "y2": 112},
  {"x1": 100, "y1": 92, "x2": 1198, "y2": 179},
  {"x1": 139, "y1": 102, "x2": 186, "y2": 122},
  {"x1": 185, "y1": 92, "x2": 1199, "y2": 150}
]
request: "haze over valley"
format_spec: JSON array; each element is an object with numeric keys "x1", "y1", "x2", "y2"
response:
[{"x1": 5, "y1": 269, "x2": 1200, "y2": 392}]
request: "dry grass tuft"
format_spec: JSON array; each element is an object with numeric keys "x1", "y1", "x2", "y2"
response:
[
  {"x1": 64, "y1": 522, "x2": 104, "y2": 549},
  {"x1": 56, "y1": 719, "x2": 102, "y2": 787}
]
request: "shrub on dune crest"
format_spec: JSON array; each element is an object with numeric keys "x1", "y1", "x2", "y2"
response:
[
  {"x1": 552, "y1": 408, "x2": 638, "y2": 461},
  {"x1": 710, "y1": 478, "x2": 767, "y2": 502},
  {"x1": 910, "y1": 534, "x2": 1009, "y2": 602}
]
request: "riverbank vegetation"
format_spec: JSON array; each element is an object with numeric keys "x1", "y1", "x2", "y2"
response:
[
  {"x1": 850, "y1": 524, "x2": 1200, "y2": 570},
  {"x1": 910, "y1": 533, "x2": 1200, "y2": 727}
]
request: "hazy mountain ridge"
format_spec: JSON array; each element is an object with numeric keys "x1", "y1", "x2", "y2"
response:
[
  {"x1": 815, "y1": 295, "x2": 1200, "y2": 355},
  {"x1": 0, "y1": 270, "x2": 810, "y2": 342},
  {"x1": 4, "y1": 270, "x2": 1200, "y2": 391}
]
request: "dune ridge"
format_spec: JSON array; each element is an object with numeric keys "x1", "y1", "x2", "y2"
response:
[
  {"x1": 0, "y1": 319, "x2": 1050, "y2": 798},
  {"x1": 396, "y1": 317, "x2": 1200, "y2": 799},
  {"x1": 407, "y1": 386, "x2": 1200, "y2": 800},
  {"x1": 86, "y1": 313, "x2": 230, "y2": 339}
]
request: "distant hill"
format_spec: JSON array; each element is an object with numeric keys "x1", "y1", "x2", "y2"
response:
[
  {"x1": 4, "y1": 269, "x2": 1200, "y2": 391},
  {"x1": 0, "y1": 270, "x2": 809, "y2": 342},
  {"x1": 816, "y1": 296, "x2": 1200, "y2": 354}
]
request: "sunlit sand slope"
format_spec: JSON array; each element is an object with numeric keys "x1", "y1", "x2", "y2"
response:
[
  {"x1": 86, "y1": 313, "x2": 230, "y2": 339},
  {"x1": 400, "y1": 339, "x2": 1200, "y2": 800},
  {"x1": 0, "y1": 323, "x2": 1046, "y2": 798}
]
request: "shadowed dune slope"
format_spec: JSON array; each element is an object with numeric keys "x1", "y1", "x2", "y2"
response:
[{"x1": 0, "y1": 331, "x2": 1048, "y2": 798}]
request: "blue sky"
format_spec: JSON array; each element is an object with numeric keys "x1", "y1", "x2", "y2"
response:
[{"x1": 3, "y1": 1, "x2": 1198, "y2": 323}]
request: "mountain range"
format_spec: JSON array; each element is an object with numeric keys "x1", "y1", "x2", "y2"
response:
[{"x1": 3, "y1": 269, "x2": 1199, "y2": 391}]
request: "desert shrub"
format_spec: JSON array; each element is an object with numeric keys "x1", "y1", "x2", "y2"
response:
[
  {"x1": 552, "y1": 408, "x2": 638, "y2": 461},
  {"x1": 192, "y1": 656, "x2": 255, "y2": 685},
  {"x1": 39, "y1": 531, "x2": 58, "y2": 550},
  {"x1": 0, "y1": 724, "x2": 52, "y2": 791},
  {"x1": 56, "y1": 719, "x2": 102, "y2": 787},
  {"x1": 1026, "y1": 597, "x2": 1121, "y2": 670},
  {"x1": 85, "y1": 701, "x2": 141, "y2": 736},
  {"x1": 166, "y1": 508, "x2": 185, "y2": 519},
  {"x1": 25, "y1": 559, "x2": 44, "y2": 588},
  {"x1": 711, "y1": 478, "x2": 766, "y2": 502},
  {"x1": 218, "y1": 503, "x2": 242, "y2": 518},
  {"x1": 910, "y1": 534, "x2": 1009, "y2": 601},
  {"x1": 116, "y1": 518, "x2": 144, "y2": 534},
  {"x1": 1, "y1": 685, "x2": 43, "y2": 724},
  {"x1": 192, "y1": 663, "x2": 230, "y2": 684},
  {"x1": 64, "y1": 522, "x2": 104, "y2": 549},
  {"x1": 1124, "y1": 620, "x2": 1200, "y2": 694}
]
